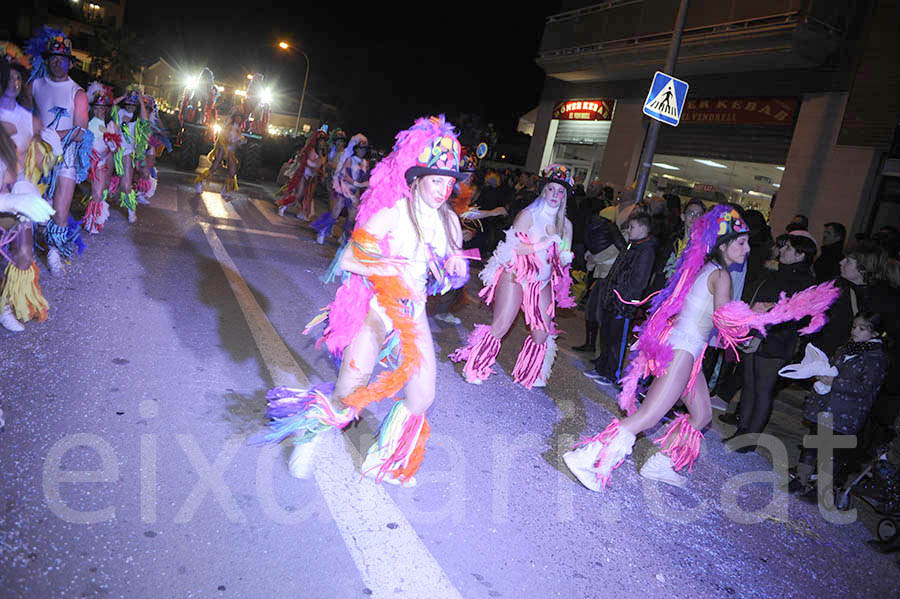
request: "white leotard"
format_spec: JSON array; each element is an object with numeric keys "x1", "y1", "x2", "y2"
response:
[{"x1": 667, "y1": 262, "x2": 720, "y2": 359}]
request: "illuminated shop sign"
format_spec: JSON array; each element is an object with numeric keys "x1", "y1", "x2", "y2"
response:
[
  {"x1": 681, "y1": 98, "x2": 799, "y2": 125},
  {"x1": 552, "y1": 99, "x2": 613, "y2": 121}
]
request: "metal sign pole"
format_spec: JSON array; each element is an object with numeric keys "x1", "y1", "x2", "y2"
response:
[{"x1": 632, "y1": 0, "x2": 691, "y2": 203}]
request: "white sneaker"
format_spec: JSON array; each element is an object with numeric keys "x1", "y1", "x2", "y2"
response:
[
  {"x1": 288, "y1": 435, "x2": 322, "y2": 479},
  {"x1": 194, "y1": 182, "x2": 203, "y2": 193},
  {"x1": 563, "y1": 428, "x2": 636, "y2": 492},
  {"x1": 316, "y1": 230, "x2": 326, "y2": 245},
  {"x1": 464, "y1": 376, "x2": 482, "y2": 385},
  {"x1": 277, "y1": 205, "x2": 287, "y2": 217},
  {"x1": 0, "y1": 305, "x2": 24, "y2": 332},
  {"x1": 531, "y1": 377, "x2": 547, "y2": 388},
  {"x1": 47, "y1": 248, "x2": 65, "y2": 277},
  {"x1": 639, "y1": 452, "x2": 687, "y2": 488},
  {"x1": 296, "y1": 212, "x2": 308, "y2": 222},
  {"x1": 434, "y1": 312, "x2": 462, "y2": 325},
  {"x1": 128, "y1": 209, "x2": 137, "y2": 223}
]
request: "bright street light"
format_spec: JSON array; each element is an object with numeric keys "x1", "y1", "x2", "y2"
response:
[
  {"x1": 246, "y1": 73, "x2": 254, "y2": 80},
  {"x1": 277, "y1": 41, "x2": 309, "y2": 135}
]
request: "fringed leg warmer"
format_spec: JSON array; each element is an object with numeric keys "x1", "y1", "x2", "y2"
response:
[
  {"x1": 654, "y1": 412, "x2": 703, "y2": 473},
  {"x1": 1, "y1": 263, "x2": 49, "y2": 323},
  {"x1": 248, "y1": 382, "x2": 357, "y2": 447},
  {"x1": 120, "y1": 189, "x2": 137, "y2": 212},
  {"x1": 223, "y1": 174, "x2": 238, "y2": 194},
  {"x1": 563, "y1": 419, "x2": 636, "y2": 492},
  {"x1": 361, "y1": 401, "x2": 430, "y2": 486},
  {"x1": 449, "y1": 324, "x2": 501, "y2": 383},
  {"x1": 84, "y1": 191, "x2": 110, "y2": 234},
  {"x1": 42, "y1": 217, "x2": 85, "y2": 258},
  {"x1": 512, "y1": 335, "x2": 556, "y2": 389}
]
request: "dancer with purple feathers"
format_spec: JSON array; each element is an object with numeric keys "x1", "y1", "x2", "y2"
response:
[{"x1": 564, "y1": 205, "x2": 841, "y2": 491}]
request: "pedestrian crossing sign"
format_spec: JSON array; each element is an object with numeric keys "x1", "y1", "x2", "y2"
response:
[{"x1": 642, "y1": 71, "x2": 689, "y2": 126}]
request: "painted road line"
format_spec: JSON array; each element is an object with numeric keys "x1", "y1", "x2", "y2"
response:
[
  {"x1": 200, "y1": 191, "x2": 241, "y2": 220},
  {"x1": 249, "y1": 198, "x2": 298, "y2": 227},
  {"x1": 200, "y1": 223, "x2": 463, "y2": 599},
  {"x1": 213, "y1": 223, "x2": 300, "y2": 240}
]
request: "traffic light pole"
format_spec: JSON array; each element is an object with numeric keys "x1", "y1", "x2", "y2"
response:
[{"x1": 632, "y1": 0, "x2": 690, "y2": 204}]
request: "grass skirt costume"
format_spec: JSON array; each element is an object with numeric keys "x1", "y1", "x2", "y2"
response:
[
  {"x1": 0, "y1": 182, "x2": 51, "y2": 324},
  {"x1": 450, "y1": 165, "x2": 576, "y2": 389},
  {"x1": 252, "y1": 116, "x2": 471, "y2": 485},
  {"x1": 564, "y1": 205, "x2": 841, "y2": 491}
]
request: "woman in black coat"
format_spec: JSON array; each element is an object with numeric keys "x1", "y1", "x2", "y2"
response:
[{"x1": 728, "y1": 231, "x2": 818, "y2": 445}]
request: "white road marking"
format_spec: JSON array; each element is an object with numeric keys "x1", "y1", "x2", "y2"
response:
[
  {"x1": 212, "y1": 223, "x2": 300, "y2": 240},
  {"x1": 200, "y1": 223, "x2": 463, "y2": 599},
  {"x1": 200, "y1": 192, "x2": 241, "y2": 220},
  {"x1": 249, "y1": 198, "x2": 300, "y2": 227}
]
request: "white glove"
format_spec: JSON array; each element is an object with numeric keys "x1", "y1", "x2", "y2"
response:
[
  {"x1": 40, "y1": 128, "x2": 63, "y2": 157},
  {"x1": 0, "y1": 181, "x2": 55, "y2": 223},
  {"x1": 560, "y1": 250, "x2": 574, "y2": 266}
]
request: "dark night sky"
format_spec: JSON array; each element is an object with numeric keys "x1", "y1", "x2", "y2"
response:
[{"x1": 129, "y1": 2, "x2": 562, "y2": 146}]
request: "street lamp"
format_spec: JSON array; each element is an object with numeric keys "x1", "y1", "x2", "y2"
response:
[{"x1": 277, "y1": 41, "x2": 309, "y2": 136}]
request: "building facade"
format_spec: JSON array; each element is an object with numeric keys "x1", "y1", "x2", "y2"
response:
[{"x1": 526, "y1": 0, "x2": 900, "y2": 236}]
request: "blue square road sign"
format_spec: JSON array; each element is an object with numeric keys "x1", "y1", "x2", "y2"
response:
[{"x1": 642, "y1": 71, "x2": 689, "y2": 127}]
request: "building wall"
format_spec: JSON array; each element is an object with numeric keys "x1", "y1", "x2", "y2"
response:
[
  {"x1": 772, "y1": 92, "x2": 880, "y2": 237},
  {"x1": 592, "y1": 98, "x2": 645, "y2": 190}
]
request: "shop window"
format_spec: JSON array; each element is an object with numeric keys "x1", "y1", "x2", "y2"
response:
[{"x1": 647, "y1": 154, "x2": 784, "y2": 217}]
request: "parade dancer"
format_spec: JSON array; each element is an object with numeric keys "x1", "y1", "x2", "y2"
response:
[
  {"x1": 252, "y1": 116, "x2": 470, "y2": 486},
  {"x1": 276, "y1": 128, "x2": 327, "y2": 220},
  {"x1": 112, "y1": 86, "x2": 154, "y2": 223},
  {"x1": 83, "y1": 82, "x2": 116, "y2": 234},
  {"x1": 563, "y1": 206, "x2": 840, "y2": 491},
  {"x1": 450, "y1": 164, "x2": 576, "y2": 389},
  {"x1": 135, "y1": 95, "x2": 171, "y2": 205},
  {"x1": 194, "y1": 110, "x2": 243, "y2": 200},
  {"x1": 0, "y1": 52, "x2": 54, "y2": 331},
  {"x1": 311, "y1": 133, "x2": 369, "y2": 245},
  {"x1": 25, "y1": 26, "x2": 92, "y2": 276}
]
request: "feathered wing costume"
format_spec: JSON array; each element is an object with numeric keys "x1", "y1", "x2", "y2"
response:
[
  {"x1": 565, "y1": 205, "x2": 840, "y2": 491},
  {"x1": 252, "y1": 116, "x2": 472, "y2": 485}
]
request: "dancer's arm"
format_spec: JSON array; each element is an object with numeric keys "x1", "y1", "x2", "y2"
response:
[
  {"x1": 338, "y1": 206, "x2": 404, "y2": 279},
  {"x1": 709, "y1": 268, "x2": 733, "y2": 310},
  {"x1": 511, "y1": 210, "x2": 539, "y2": 255}
]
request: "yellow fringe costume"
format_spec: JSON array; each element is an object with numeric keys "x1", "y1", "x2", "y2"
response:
[{"x1": 1, "y1": 262, "x2": 49, "y2": 322}]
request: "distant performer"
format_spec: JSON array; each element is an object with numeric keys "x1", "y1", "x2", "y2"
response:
[
  {"x1": 252, "y1": 116, "x2": 471, "y2": 487},
  {"x1": 195, "y1": 110, "x2": 244, "y2": 201},
  {"x1": 450, "y1": 164, "x2": 575, "y2": 389},
  {"x1": 311, "y1": 133, "x2": 370, "y2": 245},
  {"x1": 276, "y1": 128, "x2": 328, "y2": 221}
]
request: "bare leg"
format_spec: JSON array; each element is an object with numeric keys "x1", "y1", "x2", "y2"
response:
[
  {"x1": 12, "y1": 225, "x2": 34, "y2": 271},
  {"x1": 400, "y1": 311, "x2": 437, "y2": 415},
  {"x1": 529, "y1": 283, "x2": 553, "y2": 346},
  {"x1": 51, "y1": 176, "x2": 75, "y2": 229},
  {"x1": 332, "y1": 308, "x2": 388, "y2": 409},
  {"x1": 620, "y1": 350, "x2": 700, "y2": 435},
  {"x1": 489, "y1": 271, "x2": 524, "y2": 339}
]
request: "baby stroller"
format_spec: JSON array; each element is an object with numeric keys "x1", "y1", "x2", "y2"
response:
[{"x1": 835, "y1": 441, "x2": 900, "y2": 547}]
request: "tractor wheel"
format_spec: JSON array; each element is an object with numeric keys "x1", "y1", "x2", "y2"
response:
[
  {"x1": 177, "y1": 134, "x2": 200, "y2": 172},
  {"x1": 238, "y1": 140, "x2": 263, "y2": 182}
]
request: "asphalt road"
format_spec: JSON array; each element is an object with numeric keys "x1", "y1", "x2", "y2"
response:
[{"x1": 1, "y1": 166, "x2": 897, "y2": 598}]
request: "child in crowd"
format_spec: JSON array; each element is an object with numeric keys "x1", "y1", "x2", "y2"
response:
[{"x1": 789, "y1": 311, "x2": 891, "y2": 500}]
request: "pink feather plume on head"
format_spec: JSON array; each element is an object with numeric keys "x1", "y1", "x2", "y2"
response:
[{"x1": 355, "y1": 115, "x2": 458, "y2": 228}]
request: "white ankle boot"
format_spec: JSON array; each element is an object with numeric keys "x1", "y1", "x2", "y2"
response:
[
  {"x1": 288, "y1": 434, "x2": 323, "y2": 479},
  {"x1": 47, "y1": 248, "x2": 65, "y2": 277},
  {"x1": 639, "y1": 452, "x2": 687, "y2": 488},
  {"x1": 0, "y1": 305, "x2": 24, "y2": 332},
  {"x1": 564, "y1": 425, "x2": 636, "y2": 492},
  {"x1": 361, "y1": 447, "x2": 417, "y2": 487},
  {"x1": 128, "y1": 209, "x2": 137, "y2": 223}
]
